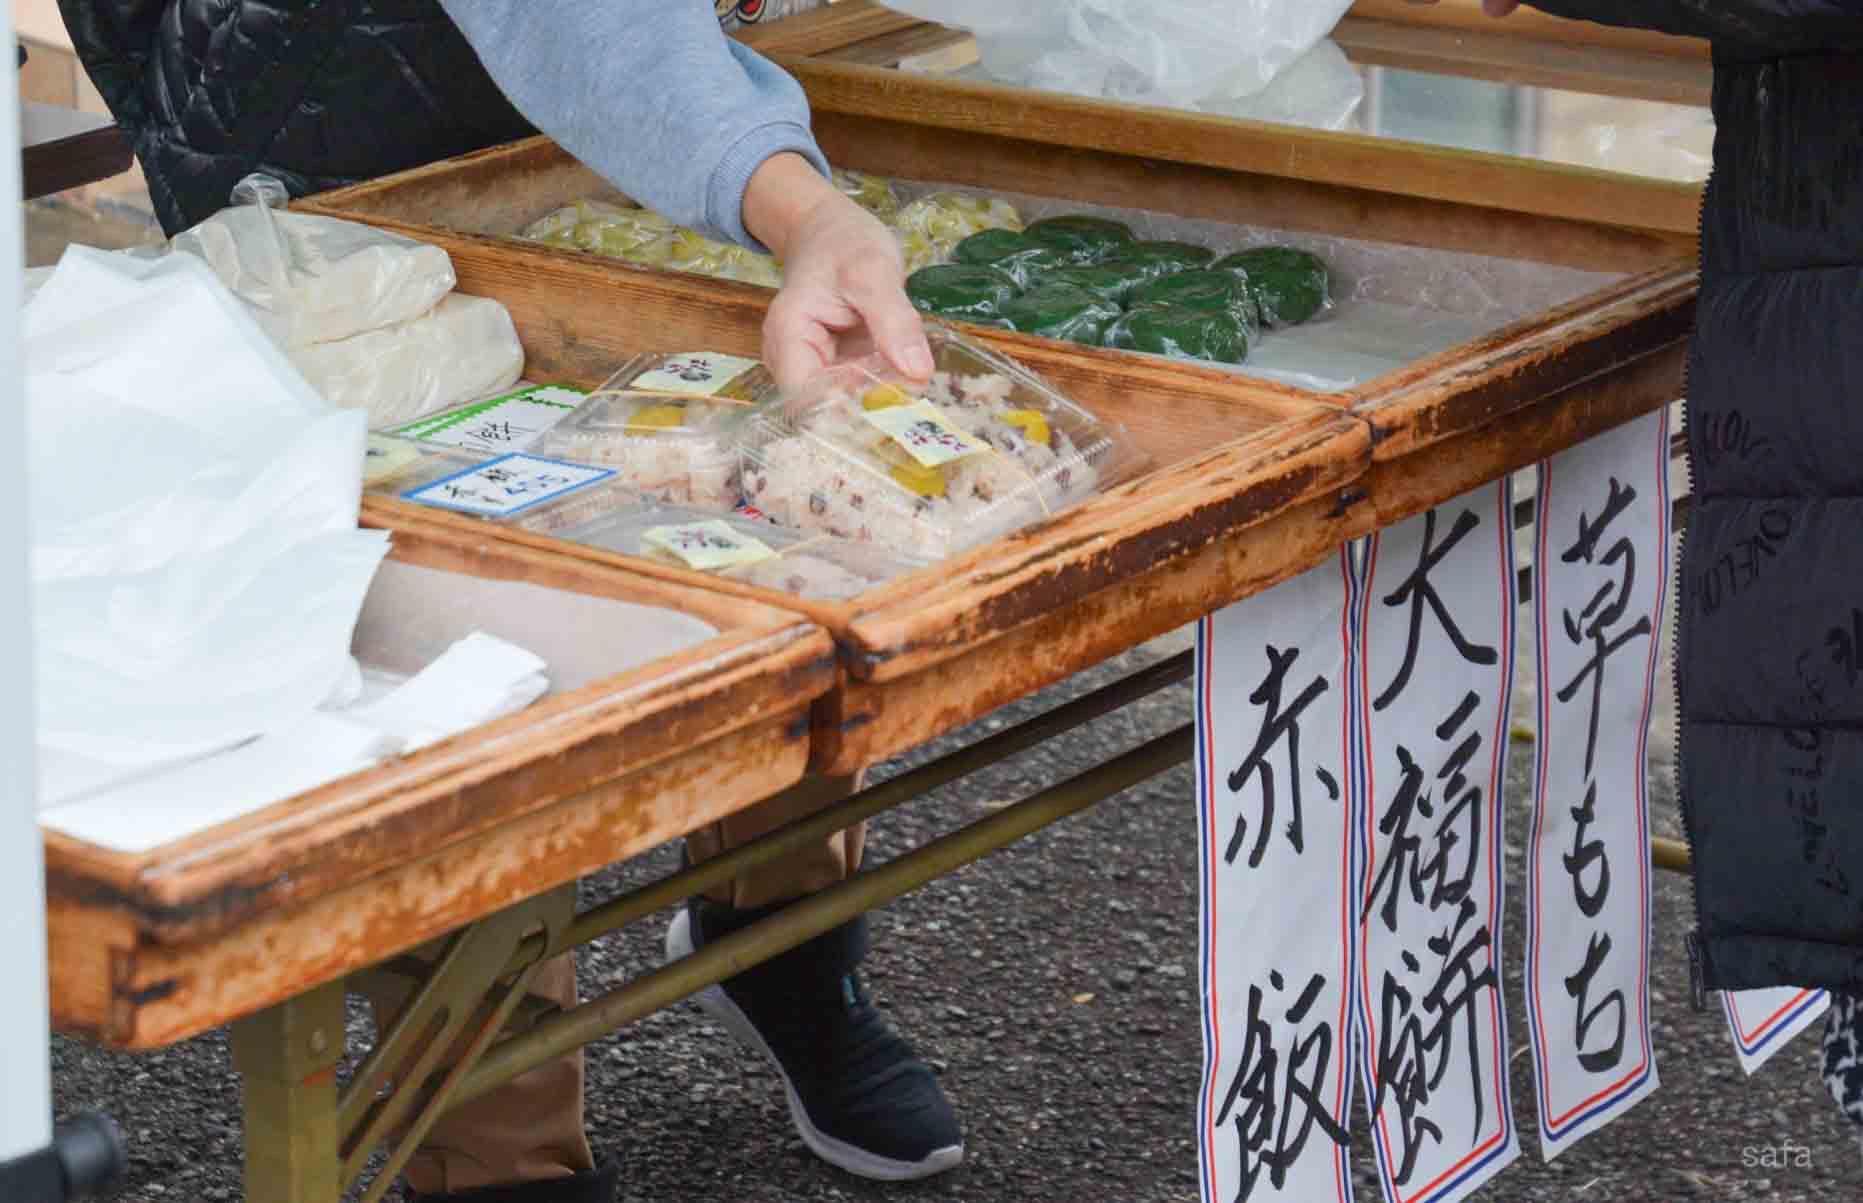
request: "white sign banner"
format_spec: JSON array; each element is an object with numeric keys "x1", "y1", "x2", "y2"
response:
[
  {"x1": 1356, "y1": 483, "x2": 1520, "y2": 1203},
  {"x1": 1524, "y1": 409, "x2": 1669, "y2": 1158},
  {"x1": 1197, "y1": 549, "x2": 1362, "y2": 1203},
  {"x1": 1721, "y1": 988, "x2": 1830, "y2": 1076}
]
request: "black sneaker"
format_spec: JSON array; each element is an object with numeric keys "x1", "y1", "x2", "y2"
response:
[
  {"x1": 409, "y1": 1161, "x2": 619, "y2": 1203},
  {"x1": 665, "y1": 902, "x2": 964, "y2": 1181}
]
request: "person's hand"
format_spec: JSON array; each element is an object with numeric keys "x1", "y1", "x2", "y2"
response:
[
  {"x1": 743, "y1": 153, "x2": 933, "y2": 392},
  {"x1": 1404, "y1": 0, "x2": 1519, "y2": 13}
]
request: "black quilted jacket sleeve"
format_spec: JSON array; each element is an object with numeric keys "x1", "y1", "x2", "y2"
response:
[{"x1": 1523, "y1": 0, "x2": 1863, "y2": 53}]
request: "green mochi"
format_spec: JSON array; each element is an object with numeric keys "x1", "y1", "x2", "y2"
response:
[
  {"x1": 998, "y1": 282, "x2": 1123, "y2": 344},
  {"x1": 1105, "y1": 304, "x2": 1250, "y2": 365},
  {"x1": 1101, "y1": 240, "x2": 1216, "y2": 282},
  {"x1": 1038, "y1": 264, "x2": 1146, "y2": 304},
  {"x1": 1212, "y1": 246, "x2": 1331, "y2": 327},
  {"x1": 905, "y1": 264, "x2": 1022, "y2": 321},
  {"x1": 1128, "y1": 270, "x2": 1259, "y2": 328},
  {"x1": 952, "y1": 229, "x2": 1075, "y2": 287},
  {"x1": 1022, "y1": 215, "x2": 1136, "y2": 264}
]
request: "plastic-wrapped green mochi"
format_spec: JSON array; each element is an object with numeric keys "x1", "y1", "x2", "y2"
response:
[
  {"x1": 952, "y1": 230, "x2": 1075, "y2": 287},
  {"x1": 1102, "y1": 240, "x2": 1215, "y2": 281},
  {"x1": 906, "y1": 265, "x2": 1022, "y2": 321},
  {"x1": 999, "y1": 283, "x2": 1122, "y2": 344},
  {"x1": 1129, "y1": 270, "x2": 1259, "y2": 328},
  {"x1": 1023, "y1": 215, "x2": 1136, "y2": 264},
  {"x1": 1106, "y1": 304, "x2": 1250, "y2": 364},
  {"x1": 1039, "y1": 264, "x2": 1144, "y2": 304},
  {"x1": 1212, "y1": 247, "x2": 1330, "y2": 327}
]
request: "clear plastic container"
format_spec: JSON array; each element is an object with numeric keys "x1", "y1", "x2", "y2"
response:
[
  {"x1": 736, "y1": 324, "x2": 1146, "y2": 561},
  {"x1": 367, "y1": 435, "x2": 638, "y2": 532},
  {"x1": 529, "y1": 353, "x2": 770, "y2": 507},
  {"x1": 557, "y1": 503, "x2": 926, "y2": 601}
]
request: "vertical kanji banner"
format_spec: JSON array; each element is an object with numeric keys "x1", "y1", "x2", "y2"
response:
[
  {"x1": 1356, "y1": 482, "x2": 1520, "y2": 1203},
  {"x1": 1524, "y1": 408, "x2": 1669, "y2": 1159},
  {"x1": 1197, "y1": 548, "x2": 1362, "y2": 1203},
  {"x1": 1722, "y1": 988, "x2": 1831, "y2": 1076}
]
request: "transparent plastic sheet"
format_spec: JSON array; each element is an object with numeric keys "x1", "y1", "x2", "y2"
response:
[
  {"x1": 878, "y1": 0, "x2": 1354, "y2": 113},
  {"x1": 527, "y1": 352, "x2": 772, "y2": 508},
  {"x1": 896, "y1": 181, "x2": 1619, "y2": 391},
  {"x1": 738, "y1": 324, "x2": 1147, "y2": 561},
  {"x1": 170, "y1": 174, "x2": 458, "y2": 349},
  {"x1": 557, "y1": 503, "x2": 927, "y2": 601},
  {"x1": 287, "y1": 293, "x2": 525, "y2": 428}
]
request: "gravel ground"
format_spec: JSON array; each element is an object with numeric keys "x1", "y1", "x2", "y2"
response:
[{"x1": 50, "y1": 632, "x2": 1863, "y2": 1203}]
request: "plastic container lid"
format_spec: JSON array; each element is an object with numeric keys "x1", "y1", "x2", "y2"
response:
[
  {"x1": 557, "y1": 503, "x2": 927, "y2": 601},
  {"x1": 736, "y1": 323, "x2": 1147, "y2": 562},
  {"x1": 528, "y1": 352, "x2": 770, "y2": 508},
  {"x1": 368, "y1": 434, "x2": 639, "y2": 532}
]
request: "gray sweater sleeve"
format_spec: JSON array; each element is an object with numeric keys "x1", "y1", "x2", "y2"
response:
[{"x1": 437, "y1": 0, "x2": 830, "y2": 250}]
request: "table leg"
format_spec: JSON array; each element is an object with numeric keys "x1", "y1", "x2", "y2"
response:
[{"x1": 230, "y1": 980, "x2": 346, "y2": 1203}]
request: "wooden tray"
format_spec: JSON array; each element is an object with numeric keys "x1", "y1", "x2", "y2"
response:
[
  {"x1": 751, "y1": 1, "x2": 1712, "y2": 106},
  {"x1": 295, "y1": 112, "x2": 1692, "y2": 772},
  {"x1": 47, "y1": 517, "x2": 836, "y2": 1050}
]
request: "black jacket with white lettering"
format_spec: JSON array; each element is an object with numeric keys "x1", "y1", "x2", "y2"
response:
[{"x1": 1531, "y1": 2, "x2": 1863, "y2": 992}]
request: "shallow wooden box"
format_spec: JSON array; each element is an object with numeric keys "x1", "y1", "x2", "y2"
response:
[
  {"x1": 752, "y1": 0, "x2": 1713, "y2": 107},
  {"x1": 296, "y1": 101, "x2": 1694, "y2": 774},
  {"x1": 47, "y1": 517, "x2": 836, "y2": 1050}
]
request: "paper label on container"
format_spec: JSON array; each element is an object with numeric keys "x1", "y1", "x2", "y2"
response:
[
  {"x1": 641, "y1": 520, "x2": 776, "y2": 571},
  {"x1": 403, "y1": 454, "x2": 615, "y2": 519},
  {"x1": 630, "y1": 353, "x2": 761, "y2": 396},
  {"x1": 861, "y1": 398, "x2": 988, "y2": 468},
  {"x1": 392, "y1": 386, "x2": 586, "y2": 454}
]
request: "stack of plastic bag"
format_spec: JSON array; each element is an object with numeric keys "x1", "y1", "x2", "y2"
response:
[
  {"x1": 172, "y1": 175, "x2": 523, "y2": 427},
  {"x1": 24, "y1": 245, "x2": 392, "y2": 809},
  {"x1": 882, "y1": 0, "x2": 1363, "y2": 131}
]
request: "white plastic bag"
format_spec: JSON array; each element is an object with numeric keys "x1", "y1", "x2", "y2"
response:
[
  {"x1": 882, "y1": 0, "x2": 1354, "y2": 111},
  {"x1": 288, "y1": 293, "x2": 525, "y2": 427},
  {"x1": 23, "y1": 246, "x2": 391, "y2": 801},
  {"x1": 171, "y1": 174, "x2": 457, "y2": 349}
]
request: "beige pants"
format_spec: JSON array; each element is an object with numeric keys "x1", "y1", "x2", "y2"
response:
[{"x1": 361, "y1": 775, "x2": 864, "y2": 1195}]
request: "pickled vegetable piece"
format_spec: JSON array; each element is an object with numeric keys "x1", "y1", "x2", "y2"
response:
[
  {"x1": 862, "y1": 384, "x2": 914, "y2": 412},
  {"x1": 625, "y1": 404, "x2": 687, "y2": 434},
  {"x1": 1129, "y1": 270, "x2": 1259, "y2": 325},
  {"x1": 835, "y1": 169, "x2": 901, "y2": 220},
  {"x1": 998, "y1": 283, "x2": 1122, "y2": 344},
  {"x1": 1212, "y1": 247, "x2": 1330, "y2": 327},
  {"x1": 999, "y1": 409, "x2": 1052, "y2": 447},
  {"x1": 1101, "y1": 240, "x2": 1215, "y2": 281},
  {"x1": 1038, "y1": 264, "x2": 1143, "y2": 304},
  {"x1": 906, "y1": 264, "x2": 1022, "y2": 321},
  {"x1": 952, "y1": 229, "x2": 1073, "y2": 287},
  {"x1": 1106, "y1": 304, "x2": 1250, "y2": 365},
  {"x1": 894, "y1": 192, "x2": 1023, "y2": 274},
  {"x1": 1023, "y1": 215, "x2": 1135, "y2": 264}
]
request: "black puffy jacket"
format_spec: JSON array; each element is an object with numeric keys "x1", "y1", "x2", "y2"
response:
[
  {"x1": 1532, "y1": 3, "x2": 1863, "y2": 993},
  {"x1": 56, "y1": 0, "x2": 534, "y2": 234}
]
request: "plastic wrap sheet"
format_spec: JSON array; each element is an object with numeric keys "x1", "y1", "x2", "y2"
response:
[
  {"x1": 288, "y1": 293, "x2": 525, "y2": 427},
  {"x1": 898, "y1": 180, "x2": 1621, "y2": 391}
]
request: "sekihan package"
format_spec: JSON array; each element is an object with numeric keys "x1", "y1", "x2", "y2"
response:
[
  {"x1": 736, "y1": 324, "x2": 1146, "y2": 562},
  {"x1": 556, "y1": 502, "x2": 927, "y2": 601},
  {"x1": 528, "y1": 352, "x2": 772, "y2": 508}
]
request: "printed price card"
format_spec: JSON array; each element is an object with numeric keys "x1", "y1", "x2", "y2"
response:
[
  {"x1": 861, "y1": 399, "x2": 988, "y2": 468},
  {"x1": 392, "y1": 386, "x2": 586, "y2": 454},
  {"x1": 631, "y1": 353, "x2": 763, "y2": 397},
  {"x1": 402, "y1": 454, "x2": 615, "y2": 519},
  {"x1": 640, "y1": 520, "x2": 776, "y2": 572}
]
